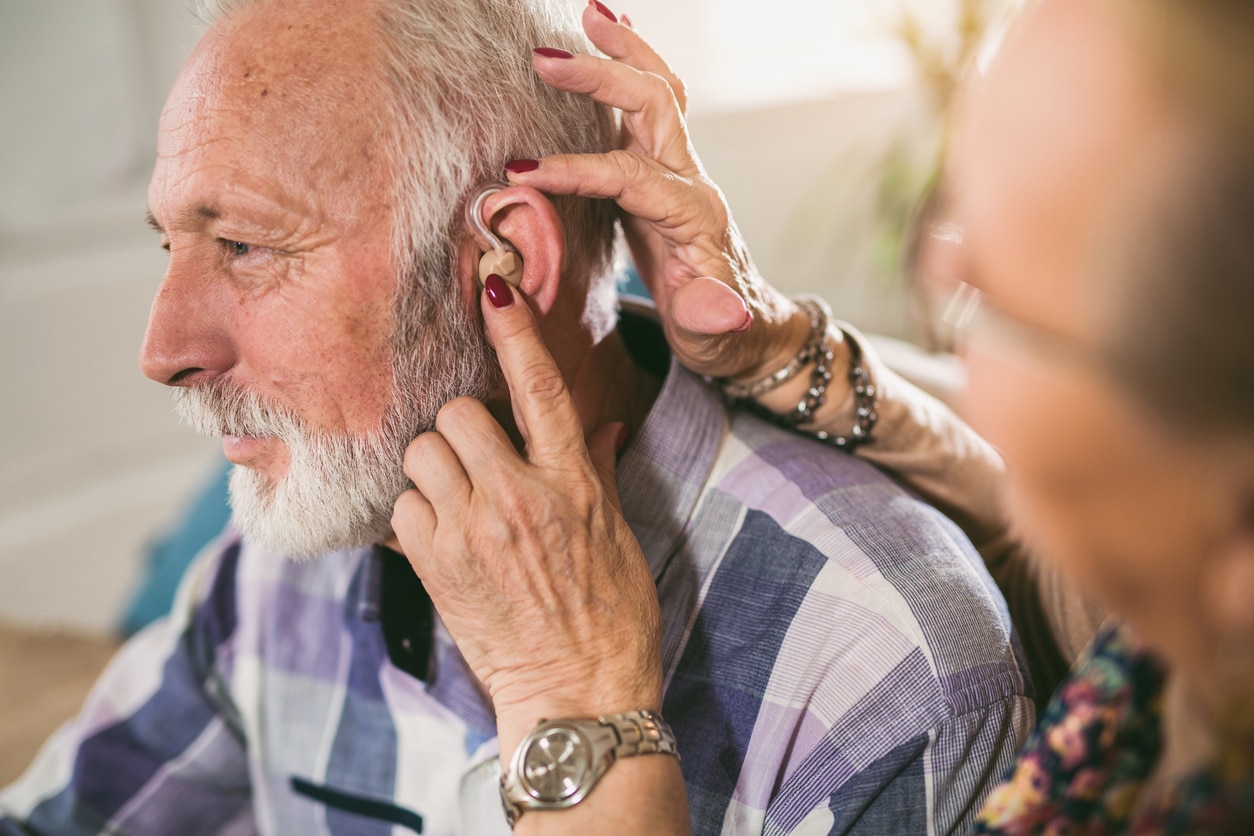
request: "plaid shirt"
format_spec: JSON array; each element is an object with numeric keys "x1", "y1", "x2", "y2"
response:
[{"x1": 2, "y1": 358, "x2": 1033, "y2": 836}]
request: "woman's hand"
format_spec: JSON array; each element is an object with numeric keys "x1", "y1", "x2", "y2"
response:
[
  {"x1": 391, "y1": 280, "x2": 690, "y2": 834},
  {"x1": 509, "y1": 2, "x2": 810, "y2": 383},
  {"x1": 390, "y1": 279, "x2": 662, "y2": 753}
]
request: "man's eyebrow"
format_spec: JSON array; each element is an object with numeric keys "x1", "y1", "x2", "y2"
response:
[{"x1": 145, "y1": 205, "x2": 222, "y2": 233}]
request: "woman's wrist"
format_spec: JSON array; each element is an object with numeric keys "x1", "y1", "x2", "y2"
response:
[
  {"x1": 718, "y1": 296, "x2": 865, "y2": 444},
  {"x1": 720, "y1": 299, "x2": 827, "y2": 399},
  {"x1": 726, "y1": 297, "x2": 813, "y2": 385},
  {"x1": 512, "y1": 753, "x2": 690, "y2": 836},
  {"x1": 493, "y1": 676, "x2": 664, "y2": 763},
  {"x1": 751, "y1": 327, "x2": 854, "y2": 421}
]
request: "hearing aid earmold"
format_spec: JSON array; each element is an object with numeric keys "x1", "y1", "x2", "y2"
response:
[{"x1": 468, "y1": 185, "x2": 524, "y2": 288}]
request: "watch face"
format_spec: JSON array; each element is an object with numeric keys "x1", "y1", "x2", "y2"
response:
[{"x1": 521, "y1": 726, "x2": 592, "y2": 802}]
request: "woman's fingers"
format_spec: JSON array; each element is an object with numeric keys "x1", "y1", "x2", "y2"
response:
[
  {"x1": 478, "y1": 278, "x2": 590, "y2": 469},
  {"x1": 403, "y1": 430, "x2": 472, "y2": 513},
  {"x1": 531, "y1": 51, "x2": 694, "y2": 176},
  {"x1": 524, "y1": 9, "x2": 797, "y2": 384},
  {"x1": 671, "y1": 277, "x2": 754, "y2": 337},
  {"x1": 579, "y1": 1, "x2": 688, "y2": 115},
  {"x1": 391, "y1": 488, "x2": 437, "y2": 562},
  {"x1": 507, "y1": 150, "x2": 667, "y2": 213},
  {"x1": 506, "y1": 152, "x2": 718, "y2": 245}
]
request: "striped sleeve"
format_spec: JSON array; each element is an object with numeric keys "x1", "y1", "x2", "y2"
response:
[
  {"x1": 0, "y1": 536, "x2": 253, "y2": 835},
  {"x1": 761, "y1": 696, "x2": 1029, "y2": 836}
]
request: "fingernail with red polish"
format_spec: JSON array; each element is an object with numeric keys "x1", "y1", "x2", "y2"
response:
[
  {"x1": 591, "y1": 1, "x2": 617, "y2": 23},
  {"x1": 533, "y1": 47, "x2": 575, "y2": 60},
  {"x1": 484, "y1": 274, "x2": 513, "y2": 309},
  {"x1": 505, "y1": 159, "x2": 540, "y2": 174},
  {"x1": 615, "y1": 423, "x2": 630, "y2": 453},
  {"x1": 620, "y1": 13, "x2": 633, "y2": 28}
]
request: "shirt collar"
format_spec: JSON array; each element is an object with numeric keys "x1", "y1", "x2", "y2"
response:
[
  {"x1": 615, "y1": 305, "x2": 729, "y2": 579},
  {"x1": 355, "y1": 303, "x2": 728, "y2": 616}
]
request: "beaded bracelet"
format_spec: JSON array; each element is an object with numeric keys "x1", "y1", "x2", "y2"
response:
[
  {"x1": 802, "y1": 326, "x2": 878, "y2": 450},
  {"x1": 718, "y1": 298, "x2": 827, "y2": 400},
  {"x1": 719, "y1": 296, "x2": 878, "y2": 451}
]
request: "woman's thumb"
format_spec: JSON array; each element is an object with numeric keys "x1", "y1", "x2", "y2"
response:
[{"x1": 672, "y1": 277, "x2": 752, "y2": 336}]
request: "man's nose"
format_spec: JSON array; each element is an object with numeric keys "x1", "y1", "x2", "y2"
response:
[{"x1": 139, "y1": 258, "x2": 235, "y2": 387}]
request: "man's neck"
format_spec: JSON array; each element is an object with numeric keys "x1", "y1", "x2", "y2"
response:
[
  {"x1": 491, "y1": 323, "x2": 664, "y2": 452},
  {"x1": 572, "y1": 327, "x2": 663, "y2": 446}
]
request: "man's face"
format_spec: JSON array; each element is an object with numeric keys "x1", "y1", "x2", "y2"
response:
[
  {"x1": 942, "y1": 0, "x2": 1224, "y2": 664},
  {"x1": 142, "y1": 1, "x2": 494, "y2": 556}
]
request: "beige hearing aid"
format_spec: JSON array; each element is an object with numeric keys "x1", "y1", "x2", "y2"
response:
[{"x1": 467, "y1": 185, "x2": 524, "y2": 287}]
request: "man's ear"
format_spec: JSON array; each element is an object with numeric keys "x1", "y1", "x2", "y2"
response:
[{"x1": 464, "y1": 185, "x2": 565, "y2": 315}]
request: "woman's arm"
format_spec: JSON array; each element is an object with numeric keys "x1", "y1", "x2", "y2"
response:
[
  {"x1": 389, "y1": 8, "x2": 1104, "y2": 832},
  {"x1": 391, "y1": 279, "x2": 690, "y2": 835},
  {"x1": 512, "y1": 4, "x2": 1103, "y2": 680}
]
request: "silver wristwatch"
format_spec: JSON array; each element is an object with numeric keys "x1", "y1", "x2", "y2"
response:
[{"x1": 499, "y1": 709, "x2": 678, "y2": 827}]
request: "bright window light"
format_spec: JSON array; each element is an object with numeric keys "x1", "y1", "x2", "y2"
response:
[{"x1": 627, "y1": 0, "x2": 1024, "y2": 112}]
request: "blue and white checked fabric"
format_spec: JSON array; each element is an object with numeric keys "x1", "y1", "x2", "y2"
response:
[{"x1": 1, "y1": 358, "x2": 1034, "y2": 835}]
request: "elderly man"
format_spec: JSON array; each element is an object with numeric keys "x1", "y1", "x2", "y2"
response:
[{"x1": 0, "y1": 0, "x2": 1030, "y2": 833}]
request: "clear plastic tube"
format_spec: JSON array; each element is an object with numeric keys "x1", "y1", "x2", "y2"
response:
[{"x1": 466, "y1": 184, "x2": 509, "y2": 252}]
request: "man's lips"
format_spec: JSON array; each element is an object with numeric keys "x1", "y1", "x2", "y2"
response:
[{"x1": 222, "y1": 435, "x2": 273, "y2": 465}]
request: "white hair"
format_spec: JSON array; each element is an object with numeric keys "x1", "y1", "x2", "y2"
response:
[
  {"x1": 193, "y1": 0, "x2": 621, "y2": 344},
  {"x1": 184, "y1": 0, "x2": 620, "y2": 556}
]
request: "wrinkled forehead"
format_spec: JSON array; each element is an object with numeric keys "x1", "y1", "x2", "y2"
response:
[
  {"x1": 227, "y1": 3, "x2": 384, "y2": 96},
  {"x1": 160, "y1": 0, "x2": 393, "y2": 197}
]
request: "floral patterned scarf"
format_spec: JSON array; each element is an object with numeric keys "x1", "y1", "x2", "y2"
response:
[{"x1": 974, "y1": 624, "x2": 1254, "y2": 834}]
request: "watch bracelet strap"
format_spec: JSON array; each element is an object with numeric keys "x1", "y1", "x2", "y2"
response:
[
  {"x1": 600, "y1": 709, "x2": 680, "y2": 760},
  {"x1": 500, "y1": 710, "x2": 679, "y2": 828}
]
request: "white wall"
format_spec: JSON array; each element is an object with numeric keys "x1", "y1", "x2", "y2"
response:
[
  {"x1": 0, "y1": 1, "x2": 221, "y2": 632},
  {"x1": 0, "y1": 0, "x2": 954, "y2": 633}
]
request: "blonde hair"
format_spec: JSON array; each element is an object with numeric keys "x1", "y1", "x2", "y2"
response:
[{"x1": 1103, "y1": 0, "x2": 1254, "y2": 432}]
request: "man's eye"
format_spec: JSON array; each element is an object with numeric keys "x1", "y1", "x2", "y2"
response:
[{"x1": 229, "y1": 241, "x2": 252, "y2": 256}]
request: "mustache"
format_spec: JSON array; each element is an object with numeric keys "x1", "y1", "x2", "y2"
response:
[{"x1": 173, "y1": 380, "x2": 307, "y2": 440}]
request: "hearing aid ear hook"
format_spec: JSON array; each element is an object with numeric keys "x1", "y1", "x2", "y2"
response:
[{"x1": 467, "y1": 185, "x2": 524, "y2": 288}]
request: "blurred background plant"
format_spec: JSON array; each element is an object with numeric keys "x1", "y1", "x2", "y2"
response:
[
  {"x1": 900, "y1": 0, "x2": 1005, "y2": 114},
  {"x1": 874, "y1": 0, "x2": 1022, "y2": 349}
]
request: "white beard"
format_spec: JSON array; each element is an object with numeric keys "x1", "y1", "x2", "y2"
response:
[
  {"x1": 227, "y1": 416, "x2": 411, "y2": 560},
  {"x1": 172, "y1": 303, "x2": 499, "y2": 559},
  {"x1": 173, "y1": 382, "x2": 409, "y2": 558}
]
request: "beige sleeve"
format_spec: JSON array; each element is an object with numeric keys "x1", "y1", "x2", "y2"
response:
[{"x1": 824, "y1": 324, "x2": 1106, "y2": 684}]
